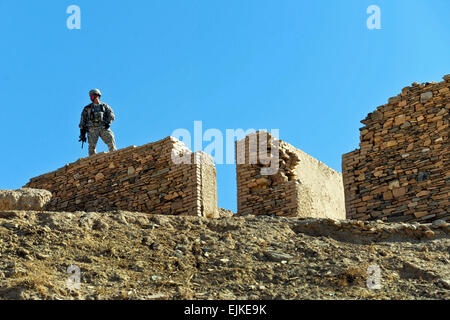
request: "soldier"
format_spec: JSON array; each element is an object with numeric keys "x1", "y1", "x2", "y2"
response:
[{"x1": 79, "y1": 89, "x2": 117, "y2": 156}]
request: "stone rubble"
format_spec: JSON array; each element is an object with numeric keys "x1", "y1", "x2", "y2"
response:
[
  {"x1": 0, "y1": 210, "x2": 448, "y2": 300},
  {"x1": 0, "y1": 188, "x2": 52, "y2": 211}
]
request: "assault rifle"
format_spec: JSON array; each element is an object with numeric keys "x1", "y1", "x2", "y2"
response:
[{"x1": 79, "y1": 127, "x2": 87, "y2": 149}]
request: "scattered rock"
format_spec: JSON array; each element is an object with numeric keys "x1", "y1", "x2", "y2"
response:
[
  {"x1": 16, "y1": 248, "x2": 30, "y2": 258},
  {"x1": 109, "y1": 271, "x2": 128, "y2": 282},
  {"x1": 151, "y1": 275, "x2": 162, "y2": 281},
  {"x1": 0, "y1": 188, "x2": 52, "y2": 211},
  {"x1": 2, "y1": 222, "x2": 19, "y2": 230},
  {"x1": 432, "y1": 220, "x2": 446, "y2": 228},
  {"x1": 0, "y1": 210, "x2": 448, "y2": 300},
  {"x1": 147, "y1": 293, "x2": 167, "y2": 300},
  {"x1": 437, "y1": 279, "x2": 450, "y2": 289},
  {"x1": 113, "y1": 213, "x2": 128, "y2": 225},
  {"x1": 93, "y1": 219, "x2": 109, "y2": 231},
  {"x1": 218, "y1": 208, "x2": 235, "y2": 218},
  {"x1": 422, "y1": 229, "x2": 435, "y2": 239},
  {"x1": 149, "y1": 242, "x2": 160, "y2": 250},
  {"x1": 264, "y1": 251, "x2": 294, "y2": 262},
  {"x1": 35, "y1": 252, "x2": 50, "y2": 260},
  {"x1": 400, "y1": 262, "x2": 438, "y2": 281}
]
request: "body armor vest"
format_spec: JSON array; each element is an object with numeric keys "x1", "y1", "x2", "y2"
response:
[{"x1": 88, "y1": 103, "x2": 106, "y2": 124}]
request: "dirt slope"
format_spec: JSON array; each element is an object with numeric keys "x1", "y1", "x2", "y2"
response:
[{"x1": 0, "y1": 210, "x2": 449, "y2": 300}]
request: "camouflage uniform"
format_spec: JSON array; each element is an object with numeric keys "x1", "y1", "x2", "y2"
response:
[{"x1": 79, "y1": 102, "x2": 117, "y2": 156}]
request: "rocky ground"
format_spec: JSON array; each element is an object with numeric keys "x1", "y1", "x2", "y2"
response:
[{"x1": 0, "y1": 209, "x2": 449, "y2": 300}]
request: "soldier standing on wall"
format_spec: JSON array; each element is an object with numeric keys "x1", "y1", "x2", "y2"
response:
[{"x1": 79, "y1": 89, "x2": 118, "y2": 156}]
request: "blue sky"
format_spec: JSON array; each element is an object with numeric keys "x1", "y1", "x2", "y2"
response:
[{"x1": 0, "y1": 0, "x2": 449, "y2": 212}]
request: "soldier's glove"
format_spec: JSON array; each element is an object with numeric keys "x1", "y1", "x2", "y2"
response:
[
  {"x1": 104, "y1": 124, "x2": 110, "y2": 130},
  {"x1": 79, "y1": 128, "x2": 87, "y2": 143}
]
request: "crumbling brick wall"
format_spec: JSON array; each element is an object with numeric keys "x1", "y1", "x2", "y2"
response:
[
  {"x1": 236, "y1": 131, "x2": 346, "y2": 219},
  {"x1": 24, "y1": 137, "x2": 219, "y2": 218},
  {"x1": 342, "y1": 75, "x2": 450, "y2": 223}
]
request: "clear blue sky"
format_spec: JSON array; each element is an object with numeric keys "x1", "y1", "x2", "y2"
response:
[{"x1": 0, "y1": 0, "x2": 449, "y2": 212}]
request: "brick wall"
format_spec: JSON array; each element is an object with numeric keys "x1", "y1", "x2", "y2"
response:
[
  {"x1": 342, "y1": 75, "x2": 450, "y2": 223},
  {"x1": 236, "y1": 131, "x2": 346, "y2": 219},
  {"x1": 24, "y1": 136, "x2": 219, "y2": 218}
]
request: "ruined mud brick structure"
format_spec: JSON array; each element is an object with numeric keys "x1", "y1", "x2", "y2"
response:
[
  {"x1": 25, "y1": 137, "x2": 219, "y2": 218},
  {"x1": 342, "y1": 75, "x2": 450, "y2": 223},
  {"x1": 235, "y1": 131, "x2": 346, "y2": 219}
]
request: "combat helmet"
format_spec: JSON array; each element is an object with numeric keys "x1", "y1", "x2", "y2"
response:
[{"x1": 89, "y1": 88, "x2": 102, "y2": 97}]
